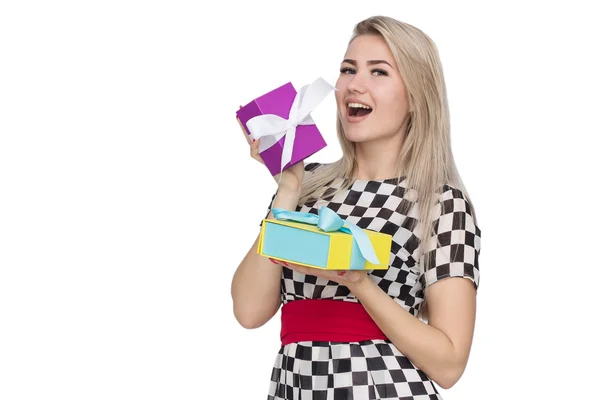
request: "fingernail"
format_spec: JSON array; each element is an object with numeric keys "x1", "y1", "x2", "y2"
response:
[
  {"x1": 268, "y1": 258, "x2": 278, "y2": 264},
  {"x1": 282, "y1": 261, "x2": 289, "y2": 266},
  {"x1": 337, "y1": 271, "x2": 346, "y2": 276}
]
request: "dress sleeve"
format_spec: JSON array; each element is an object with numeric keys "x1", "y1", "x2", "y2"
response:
[{"x1": 420, "y1": 186, "x2": 481, "y2": 290}]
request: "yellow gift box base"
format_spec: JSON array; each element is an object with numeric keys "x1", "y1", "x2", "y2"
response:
[{"x1": 257, "y1": 219, "x2": 391, "y2": 270}]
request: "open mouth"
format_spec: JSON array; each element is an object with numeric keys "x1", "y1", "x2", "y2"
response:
[{"x1": 347, "y1": 102, "x2": 372, "y2": 118}]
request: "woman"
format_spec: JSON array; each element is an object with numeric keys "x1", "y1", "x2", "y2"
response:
[{"x1": 231, "y1": 15, "x2": 481, "y2": 400}]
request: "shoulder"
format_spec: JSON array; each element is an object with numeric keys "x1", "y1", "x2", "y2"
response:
[
  {"x1": 435, "y1": 184, "x2": 477, "y2": 222},
  {"x1": 421, "y1": 183, "x2": 482, "y2": 290},
  {"x1": 424, "y1": 183, "x2": 482, "y2": 253},
  {"x1": 431, "y1": 183, "x2": 482, "y2": 257}
]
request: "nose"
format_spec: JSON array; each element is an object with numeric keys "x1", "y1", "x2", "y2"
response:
[{"x1": 347, "y1": 72, "x2": 367, "y2": 94}]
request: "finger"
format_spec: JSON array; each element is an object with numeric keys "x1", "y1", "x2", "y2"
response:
[
  {"x1": 268, "y1": 258, "x2": 289, "y2": 267},
  {"x1": 250, "y1": 139, "x2": 262, "y2": 160}
]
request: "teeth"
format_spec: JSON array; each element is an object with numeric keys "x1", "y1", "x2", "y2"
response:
[{"x1": 348, "y1": 102, "x2": 372, "y2": 110}]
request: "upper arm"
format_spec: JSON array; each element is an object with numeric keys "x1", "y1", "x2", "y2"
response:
[
  {"x1": 420, "y1": 186, "x2": 482, "y2": 363},
  {"x1": 425, "y1": 277, "x2": 476, "y2": 364}
]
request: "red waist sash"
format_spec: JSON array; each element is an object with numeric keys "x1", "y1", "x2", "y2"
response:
[{"x1": 280, "y1": 299, "x2": 388, "y2": 346}]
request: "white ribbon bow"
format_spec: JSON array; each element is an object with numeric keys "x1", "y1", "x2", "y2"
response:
[{"x1": 245, "y1": 77, "x2": 336, "y2": 175}]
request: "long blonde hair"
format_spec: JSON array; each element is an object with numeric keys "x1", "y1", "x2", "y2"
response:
[{"x1": 299, "y1": 15, "x2": 477, "y2": 273}]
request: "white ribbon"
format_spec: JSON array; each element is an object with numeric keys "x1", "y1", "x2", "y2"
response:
[{"x1": 245, "y1": 77, "x2": 336, "y2": 175}]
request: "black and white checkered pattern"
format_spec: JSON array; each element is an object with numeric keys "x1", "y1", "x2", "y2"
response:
[
  {"x1": 268, "y1": 341, "x2": 441, "y2": 400},
  {"x1": 265, "y1": 163, "x2": 481, "y2": 399},
  {"x1": 420, "y1": 187, "x2": 481, "y2": 289}
]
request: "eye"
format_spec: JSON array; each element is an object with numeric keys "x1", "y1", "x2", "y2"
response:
[
  {"x1": 340, "y1": 67, "x2": 355, "y2": 75},
  {"x1": 372, "y1": 69, "x2": 388, "y2": 76}
]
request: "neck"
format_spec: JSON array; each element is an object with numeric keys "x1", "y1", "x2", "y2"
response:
[{"x1": 353, "y1": 133, "x2": 405, "y2": 181}]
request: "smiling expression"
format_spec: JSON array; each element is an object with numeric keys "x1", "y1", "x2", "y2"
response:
[{"x1": 335, "y1": 34, "x2": 411, "y2": 144}]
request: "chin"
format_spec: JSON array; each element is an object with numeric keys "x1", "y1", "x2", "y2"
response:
[
  {"x1": 341, "y1": 123, "x2": 373, "y2": 140},
  {"x1": 343, "y1": 131, "x2": 372, "y2": 143}
]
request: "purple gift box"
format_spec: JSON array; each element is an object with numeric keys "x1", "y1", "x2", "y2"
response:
[{"x1": 236, "y1": 81, "x2": 329, "y2": 176}]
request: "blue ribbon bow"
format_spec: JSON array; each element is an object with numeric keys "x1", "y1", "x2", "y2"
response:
[{"x1": 270, "y1": 206, "x2": 380, "y2": 267}]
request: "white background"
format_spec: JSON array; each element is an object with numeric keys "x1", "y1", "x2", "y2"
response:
[{"x1": 1, "y1": 1, "x2": 599, "y2": 399}]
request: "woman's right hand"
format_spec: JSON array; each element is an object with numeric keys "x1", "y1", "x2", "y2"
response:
[{"x1": 237, "y1": 116, "x2": 305, "y2": 194}]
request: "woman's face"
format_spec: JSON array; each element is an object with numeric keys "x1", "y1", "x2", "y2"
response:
[{"x1": 335, "y1": 34, "x2": 410, "y2": 144}]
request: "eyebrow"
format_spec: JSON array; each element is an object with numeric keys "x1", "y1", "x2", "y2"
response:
[{"x1": 342, "y1": 59, "x2": 393, "y2": 67}]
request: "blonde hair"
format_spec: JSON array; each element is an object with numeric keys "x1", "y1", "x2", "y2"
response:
[{"x1": 299, "y1": 15, "x2": 478, "y2": 273}]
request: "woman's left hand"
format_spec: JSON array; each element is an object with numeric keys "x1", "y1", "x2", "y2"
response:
[{"x1": 268, "y1": 258, "x2": 368, "y2": 290}]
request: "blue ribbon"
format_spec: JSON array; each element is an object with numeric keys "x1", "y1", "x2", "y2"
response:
[{"x1": 270, "y1": 206, "x2": 380, "y2": 267}]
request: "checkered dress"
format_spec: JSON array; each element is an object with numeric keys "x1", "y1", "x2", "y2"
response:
[{"x1": 266, "y1": 163, "x2": 481, "y2": 400}]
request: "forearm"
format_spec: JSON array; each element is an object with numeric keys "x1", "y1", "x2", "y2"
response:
[
  {"x1": 350, "y1": 277, "x2": 465, "y2": 388},
  {"x1": 231, "y1": 189, "x2": 300, "y2": 329}
]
